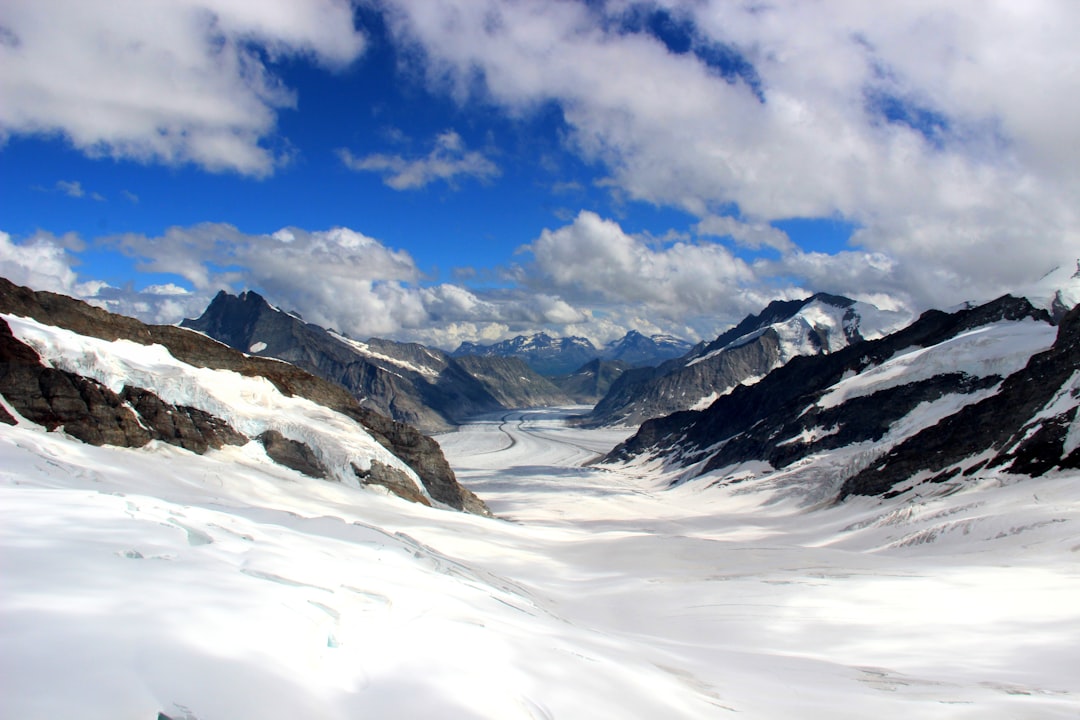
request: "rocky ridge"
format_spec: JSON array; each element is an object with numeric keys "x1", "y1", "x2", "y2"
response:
[
  {"x1": 604, "y1": 294, "x2": 1073, "y2": 502},
  {"x1": 0, "y1": 277, "x2": 489, "y2": 515},
  {"x1": 182, "y1": 290, "x2": 569, "y2": 433},
  {"x1": 584, "y1": 293, "x2": 905, "y2": 427}
]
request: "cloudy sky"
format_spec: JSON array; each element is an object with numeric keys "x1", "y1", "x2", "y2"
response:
[{"x1": 2, "y1": 0, "x2": 1078, "y2": 348}]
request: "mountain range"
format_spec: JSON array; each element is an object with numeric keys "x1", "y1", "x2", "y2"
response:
[
  {"x1": 603, "y1": 292, "x2": 1080, "y2": 504},
  {"x1": 4, "y1": 271, "x2": 1080, "y2": 716},
  {"x1": 582, "y1": 292, "x2": 912, "y2": 427},
  {"x1": 454, "y1": 330, "x2": 692, "y2": 376},
  {"x1": 181, "y1": 290, "x2": 571, "y2": 433},
  {"x1": 0, "y1": 277, "x2": 488, "y2": 515}
]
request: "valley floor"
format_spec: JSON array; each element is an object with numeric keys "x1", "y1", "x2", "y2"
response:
[{"x1": 3, "y1": 407, "x2": 1079, "y2": 718}]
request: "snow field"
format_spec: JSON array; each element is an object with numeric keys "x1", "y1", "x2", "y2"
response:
[{"x1": 1, "y1": 382, "x2": 1078, "y2": 717}]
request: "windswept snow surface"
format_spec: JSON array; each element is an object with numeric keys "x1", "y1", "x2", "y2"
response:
[{"x1": 3, "y1": 407, "x2": 1079, "y2": 718}]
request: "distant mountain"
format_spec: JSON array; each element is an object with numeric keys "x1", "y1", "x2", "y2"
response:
[
  {"x1": 0, "y1": 277, "x2": 489, "y2": 514},
  {"x1": 182, "y1": 291, "x2": 568, "y2": 433},
  {"x1": 550, "y1": 358, "x2": 633, "y2": 404},
  {"x1": 603, "y1": 294, "x2": 1079, "y2": 504},
  {"x1": 455, "y1": 332, "x2": 599, "y2": 376},
  {"x1": 583, "y1": 293, "x2": 912, "y2": 427},
  {"x1": 602, "y1": 330, "x2": 693, "y2": 366},
  {"x1": 451, "y1": 355, "x2": 571, "y2": 408},
  {"x1": 454, "y1": 330, "x2": 692, "y2": 376}
]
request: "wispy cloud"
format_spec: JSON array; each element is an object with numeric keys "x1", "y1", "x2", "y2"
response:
[
  {"x1": 338, "y1": 130, "x2": 500, "y2": 190},
  {"x1": 54, "y1": 180, "x2": 106, "y2": 201}
]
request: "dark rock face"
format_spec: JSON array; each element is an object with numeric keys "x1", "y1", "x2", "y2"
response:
[
  {"x1": 839, "y1": 301, "x2": 1080, "y2": 498},
  {"x1": 182, "y1": 290, "x2": 481, "y2": 432},
  {"x1": 183, "y1": 291, "x2": 568, "y2": 433},
  {"x1": 258, "y1": 430, "x2": 327, "y2": 479},
  {"x1": 123, "y1": 387, "x2": 247, "y2": 453},
  {"x1": 606, "y1": 295, "x2": 1060, "y2": 500},
  {"x1": 587, "y1": 329, "x2": 782, "y2": 427},
  {"x1": 551, "y1": 358, "x2": 632, "y2": 404},
  {"x1": 584, "y1": 293, "x2": 864, "y2": 428},
  {"x1": 0, "y1": 278, "x2": 490, "y2": 515},
  {"x1": 354, "y1": 460, "x2": 432, "y2": 507},
  {"x1": 451, "y1": 354, "x2": 570, "y2": 408},
  {"x1": 0, "y1": 319, "x2": 246, "y2": 452}
]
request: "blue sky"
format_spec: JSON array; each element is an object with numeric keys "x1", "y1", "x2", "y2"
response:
[{"x1": 2, "y1": 1, "x2": 1078, "y2": 348}]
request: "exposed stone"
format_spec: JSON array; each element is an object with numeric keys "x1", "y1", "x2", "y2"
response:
[
  {"x1": 122, "y1": 387, "x2": 247, "y2": 453},
  {"x1": 0, "y1": 278, "x2": 490, "y2": 514},
  {"x1": 840, "y1": 301, "x2": 1080, "y2": 498},
  {"x1": 606, "y1": 294, "x2": 1063, "y2": 502},
  {"x1": 585, "y1": 293, "x2": 864, "y2": 428},
  {"x1": 354, "y1": 460, "x2": 431, "y2": 506},
  {"x1": 257, "y1": 430, "x2": 327, "y2": 479}
]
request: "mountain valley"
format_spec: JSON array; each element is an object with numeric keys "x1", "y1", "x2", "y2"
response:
[{"x1": 2, "y1": 274, "x2": 1079, "y2": 719}]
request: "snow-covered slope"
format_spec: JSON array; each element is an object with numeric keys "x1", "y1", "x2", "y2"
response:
[
  {"x1": 0, "y1": 277, "x2": 488, "y2": 514},
  {"x1": 605, "y1": 294, "x2": 1076, "y2": 504},
  {"x1": 4, "y1": 406, "x2": 1078, "y2": 719},
  {"x1": 7, "y1": 314, "x2": 420, "y2": 487},
  {"x1": 585, "y1": 293, "x2": 912, "y2": 427}
]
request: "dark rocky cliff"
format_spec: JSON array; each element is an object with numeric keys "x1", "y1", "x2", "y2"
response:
[
  {"x1": 605, "y1": 295, "x2": 1063, "y2": 501},
  {"x1": 839, "y1": 302, "x2": 1080, "y2": 498},
  {"x1": 183, "y1": 290, "x2": 500, "y2": 432},
  {"x1": 0, "y1": 277, "x2": 490, "y2": 515},
  {"x1": 584, "y1": 293, "x2": 863, "y2": 427}
]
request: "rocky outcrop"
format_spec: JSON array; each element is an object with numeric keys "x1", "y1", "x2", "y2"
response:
[
  {"x1": 182, "y1": 290, "x2": 493, "y2": 432},
  {"x1": 258, "y1": 430, "x2": 327, "y2": 479},
  {"x1": 606, "y1": 295, "x2": 1058, "y2": 501},
  {"x1": 451, "y1": 355, "x2": 570, "y2": 408},
  {"x1": 183, "y1": 291, "x2": 572, "y2": 433},
  {"x1": 354, "y1": 460, "x2": 432, "y2": 507},
  {"x1": 0, "y1": 278, "x2": 490, "y2": 515},
  {"x1": 839, "y1": 302, "x2": 1080, "y2": 498},
  {"x1": 0, "y1": 319, "x2": 247, "y2": 452},
  {"x1": 551, "y1": 358, "x2": 632, "y2": 404},
  {"x1": 583, "y1": 293, "x2": 880, "y2": 427}
]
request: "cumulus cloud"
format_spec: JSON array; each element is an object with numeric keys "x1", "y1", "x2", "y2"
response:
[
  {"x1": 338, "y1": 130, "x2": 500, "y2": 190},
  {"x1": 379, "y1": 0, "x2": 1080, "y2": 311},
  {"x1": 0, "y1": 230, "x2": 94, "y2": 296},
  {"x1": 0, "y1": 230, "x2": 202, "y2": 323},
  {"x1": 88, "y1": 223, "x2": 596, "y2": 345},
  {"x1": 0, "y1": 0, "x2": 365, "y2": 176},
  {"x1": 521, "y1": 210, "x2": 784, "y2": 325},
  {"x1": 695, "y1": 215, "x2": 794, "y2": 253}
]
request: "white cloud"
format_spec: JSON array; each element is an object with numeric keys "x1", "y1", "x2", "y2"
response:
[
  {"x1": 0, "y1": 0, "x2": 365, "y2": 176},
  {"x1": 55, "y1": 180, "x2": 84, "y2": 198},
  {"x1": 338, "y1": 130, "x2": 500, "y2": 190},
  {"x1": 695, "y1": 215, "x2": 794, "y2": 253},
  {"x1": 379, "y1": 0, "x2": 1080, "y2": 312},
  {"x1": 522, "y1": 210, "x2": 769, "y2": 320},
  {"x1": 0, "y1": 230, "x2": 97, "y2": 297}
]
